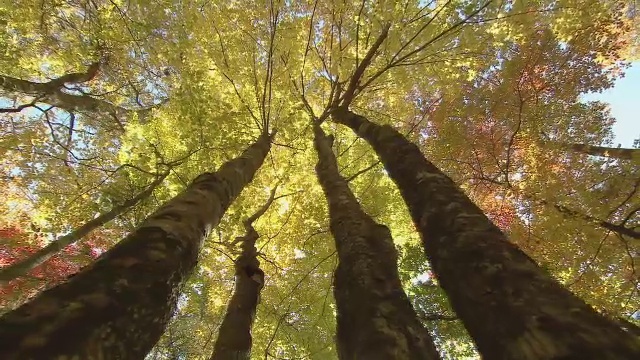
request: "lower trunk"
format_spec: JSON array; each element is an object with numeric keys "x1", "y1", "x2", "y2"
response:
[
  {"x1": 0, "y1": 173, "x2": 168, "y2": 284},
  {"x1": 332, "y1": 108, "x2": 640, "y2": 359},
  {"x1": 313, "y1": 123, "x2": 440, "y2": 360},
  {"x1": 0, "y1": 133, "x2": 272, "y2": 360}
]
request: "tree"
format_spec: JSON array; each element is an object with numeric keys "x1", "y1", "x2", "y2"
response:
[
  {"x1": 0, "y1": 221, "x2": 109, "y2": 312},
  {"x1": 2, "y1": 0, "x2": 639, "y2": 358},
  {"x1": 210, "y1": 186, "x2": 278, "y2": 360},
  {"x1": 0, "y1": 132, "x2": 273, "y2": 359},
  {"x1": 331, "y1": 107, "x2": 640, "y2": 359},
  {"x1": 313, "y1": 122, "x2": 439, "y2": 359}
]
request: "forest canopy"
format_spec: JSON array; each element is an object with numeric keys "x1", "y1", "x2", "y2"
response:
[{"x1": 0, "y1": 0, "x2": 639, "y2": 359}]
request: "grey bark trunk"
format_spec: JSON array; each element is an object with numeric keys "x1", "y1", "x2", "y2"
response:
[
  {"x1": 0, "y1": 133, "x2": 273, "y2": 359},
  {"x1": 332, "y1": 108, "x2": 640, "y2": 359},
  {"x1": 210, "y1": 233, "x2": 262, "y2": 360},
  {"x1": 210, "y1": 188, "x2": 277, "y2": 360},
  {"x1": 0, "y1": 173, "x2": 168, "y2": 284},
  {"x1": 313, "y1": 123, "x2": 440, "y2": 360}
]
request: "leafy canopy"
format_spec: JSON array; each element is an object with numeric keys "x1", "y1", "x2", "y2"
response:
[{"x1": 0, "y1": 0, "x2": 637, "y2": 358}]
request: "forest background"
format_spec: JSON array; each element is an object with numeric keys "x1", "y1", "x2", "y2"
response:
[{"x1": 0, "y1": 0, "x2": 639, "y2": 358}]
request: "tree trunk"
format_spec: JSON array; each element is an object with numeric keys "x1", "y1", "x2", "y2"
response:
[
  {"x1": 210, "y1": 188, "x2": 277, "y2": 360},
  {"x1": 331, "y1": 107, "x2": 640, "y2": 359},
  {"x1": 0, "y1": 133, "x2": 273, "y2": 360},
  {"x1": 0, "y1": 173, "x2": 168, "y2": 284},
  {"x1": 312, "y1": 123, "x2": 440, "y2": 360},
  {"x1": 210, "y1": 232, "x2": 262, "y2": 360}
]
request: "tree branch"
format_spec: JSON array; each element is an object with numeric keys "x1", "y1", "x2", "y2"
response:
[
  {"x1": 346, "y1": 161, "x2": 381, "y2": 182},
  {"x1": 0, "y1": 62, "x2": 160, "y2": 128},
  {"x1": 340, "y1": 23, "x2": 391, "y2": 107},
  {"x1": 0, "y1": 172, "x2": 168, "y2": 284}
]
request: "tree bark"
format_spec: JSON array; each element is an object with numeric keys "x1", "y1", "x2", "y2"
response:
[
  {"x1": 210, "y1": 188, "x2": 277, "y2": 360},
  {"x1": 313, "y1": 123, "x2": 440, "y2": 360},
  {"x1": 0, "y1": 173, "x2": 168, "y2": 284},
  {"x1": 0, "y1": 133, "x2": 273, "y2": 360},
  {"x1": 331, "y1": 107, "x2": 640, "y2": 359}
]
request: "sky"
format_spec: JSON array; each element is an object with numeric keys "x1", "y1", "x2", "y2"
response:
[{"x1": 581, "y1": 61, "x2": 640, "y2": 148}]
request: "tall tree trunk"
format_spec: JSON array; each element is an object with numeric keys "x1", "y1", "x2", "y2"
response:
[
  {"x1": 0, "y1": 173, "x2": 168, "y2": 284},
  {"x1": 0, "y1": 133, "x2": 273, "y2": 360},
  {"x1": 331, "y1": 108, "x2": 640, "y2": 359},
  {"x1": 210, "y1": 187, "x2": 277, "y2": 360},
  {"x1": 312, "y1": 123, "x2": 440, "y2": 360}
]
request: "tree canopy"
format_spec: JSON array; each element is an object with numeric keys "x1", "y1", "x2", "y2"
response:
[{"x1": 1, "y1": 0, "x2": 638, "y2": 358}]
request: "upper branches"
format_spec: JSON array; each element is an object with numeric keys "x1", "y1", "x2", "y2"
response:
[
  {"x1": 210, "y1": 0, "x2": 283, "y2": 137},
  {"x1": 291, "y1": 0, "x2": 494, "y2": 121}
]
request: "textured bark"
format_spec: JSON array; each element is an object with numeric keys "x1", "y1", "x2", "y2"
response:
[
  {"x1": 0, "y1": 133, "x2": 273, "y2": 360},
  {"x1": 313, "y1": 123, "x2": 440, "y2": 360},
  {"x1": 210, "y1": 188, "x2": 276, "y2": 360},
  {"x1": 332, "y1": 108, "x2": 640, "y2": 360},
  {"x1": 210, "y1": 233, "x2": 262, "y2": 360},
  {"x1": 0, "y1": 174, "x2": 168, "y2": 284},
  {"x1": 0, "y1": 63, "x2": 156, "y2": 128}
]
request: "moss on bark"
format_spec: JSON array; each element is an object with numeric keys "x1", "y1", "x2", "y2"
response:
[
  {"x1": 332, "y1": 108, "x2": 640, "y2": 359},
  {"x1": 0, "y1": 134, "x2": 273, "y2": 360},
  {"x1": 313, "y1": 123, "x2": 440, "y2": 360}
]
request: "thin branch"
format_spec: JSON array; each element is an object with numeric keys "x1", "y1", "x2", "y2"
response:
[
  {"x1": 340, "y1": 23, "x2": 391, "y2": 107},
  {"x1": 359, "y1": 1, "x2": 492, "y2": 92},
  {"x1": 346, "y1": 160, "x2": 381, "y2": 182}
]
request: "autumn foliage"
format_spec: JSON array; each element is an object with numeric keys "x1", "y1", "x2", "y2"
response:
[
  {"x1": 0, "y1": 224, "x2": 108, "y2": 310},
  {"x1": 0, "y1": 0, "x2": 638, "y2": 358}
]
